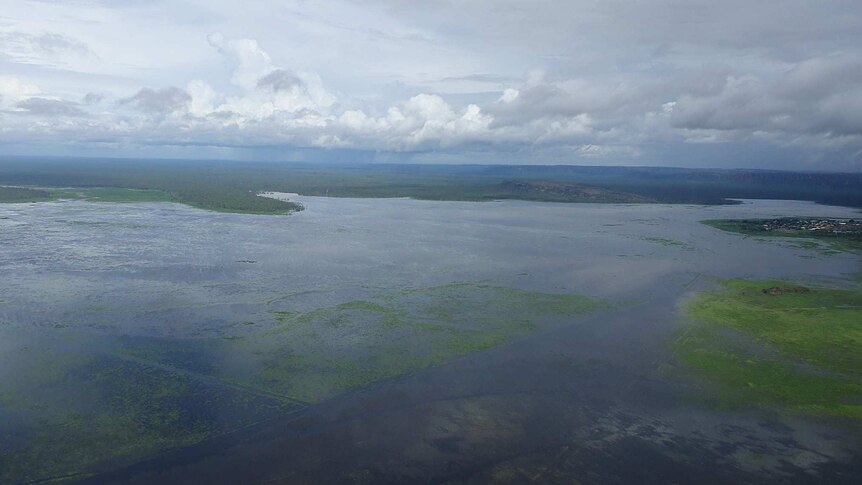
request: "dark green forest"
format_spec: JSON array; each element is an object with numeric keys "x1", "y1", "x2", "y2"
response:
[{"x1": 2, "y1": 158, "x2": 861, "y2": 214}]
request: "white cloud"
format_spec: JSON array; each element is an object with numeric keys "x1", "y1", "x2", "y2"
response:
[
  {"x1": 0, "y1": 77, "x2": 41, "y2": 104},
  {"x1": 499, "y1": 88, "x2": 519, "y2": 104},
  {"x1": 186, "y1": 80, "x2": 218, "y2": 117},
  {"x1": 207, "y1": 33, "x2": 275, "y2": 91},
  {"x1": 121, "y1": 87, "x2": 191, "y2": 116},
  {"x1": 1, "y1": 1, "x2": 861, "y2": 169},
  {"x1": 0, "y1": 31, "x2": 96, "y2": 67}
]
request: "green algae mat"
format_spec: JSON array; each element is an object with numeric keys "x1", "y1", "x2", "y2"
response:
[
  {"x1": 0, "y1": 283, "x2": 601, "y2": 484},
  {"x1": 675, "y1": 279, "x2": 862, "y2": 418},
  {"x1": 122, "y1": 283, "x2": 603, "y2": 403}
]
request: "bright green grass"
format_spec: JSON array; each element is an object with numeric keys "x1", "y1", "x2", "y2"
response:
[{"x1": 676, "y1": 279, "x2": 862, "y2": 418}]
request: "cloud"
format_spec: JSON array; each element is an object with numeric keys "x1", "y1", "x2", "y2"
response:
[
  {"x1": 669, "y1": 54, "x2": 862, "y2": 140},
  {"x1": 0, "y1": 76, "x2": 41, "y2": 104},
  {"x1": 207, "y1": 33, "x2": 274, "y2": 91},
  {"x1": 82, "y1": 92, "x2": 104, "y2": 105},
  {"x1": 437, "y1": 73, "x2": 519, "y2": 83},
  {"x1": 121, "y1": 87, "x2": 191, "y2": 115},
  {"x1": 328, "y1": 94, "x2": 493, "y2": 150},
  {"x1": 0, "y1": 31, "x2": 95, "y2": 65},
  {"x1": 1, "y1": 1, "x2": 862, "y2": 169},
  {"x1": 186, "y1": 81, "x2": 218, "y2": 117},
  {"x1": 205, "y1": 38, "x2": 337, "y2": 121},
  {"x1": 16, "y1": 97, "x2": 85, "y2": 116},
  {"x1": 257, "y1": 69, "x2": 302, "y2": 92}
]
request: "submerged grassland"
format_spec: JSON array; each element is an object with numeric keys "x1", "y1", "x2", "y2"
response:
[
  {"x1": 0, "y1": 283, "x2": 602, "y2": 484},
  {"x1": 675, "y1": 279, "x2": 862, "y2": 418},
  {"x1": 125, "y1": 283, "x2": 604, "y2": 403}
]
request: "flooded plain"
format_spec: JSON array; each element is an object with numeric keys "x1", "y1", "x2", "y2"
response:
[{"x1": 1, "y1": 197, "x2": 861, "y2": 484}]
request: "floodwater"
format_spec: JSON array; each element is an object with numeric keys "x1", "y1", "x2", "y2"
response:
[{"x1": 0, "y1": 197, "x2": 860, "y2": 484}]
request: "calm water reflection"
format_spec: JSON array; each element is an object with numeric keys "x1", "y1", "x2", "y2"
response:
[{"x1": 1, "y1": 198, "x2": 860, "y2": 484}]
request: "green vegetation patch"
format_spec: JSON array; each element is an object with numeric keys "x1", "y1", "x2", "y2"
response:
[
  {"x1": 675, "y1": 279, "x2": 862, "y2": 418},
  {"x1": 0, "y1": 283, "x2": 600, "y2": 482},
  {"x1": 0, "y1": 186, "x2": 52, "y2": 203},
  {"x1": 2, "y1": 183, "x2": 299, "y2": 215},
  {"x1": 123, "y1": 283, "x2": 603, "y2": 404},
  {"x1": 703, "y1": 218, "x2": 862, "y2": 254},
  {"x1": 0, "y1": 336, "x2": 294, "y2": 484},
  {"x1": 238, "y1": 283, "x2": 601, "y2": 402},
  {"x1": 49, "y1": 186, "x2": 172, "y2": 203}
]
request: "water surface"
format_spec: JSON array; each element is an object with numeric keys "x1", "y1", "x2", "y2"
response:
[{"x1": 1, "y1": 198, "x2": 860, "y2": 483}]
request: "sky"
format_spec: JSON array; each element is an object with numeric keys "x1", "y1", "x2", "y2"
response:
[{"x1": 1, "y1": 0, "x2": 861, "y2": 170}]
